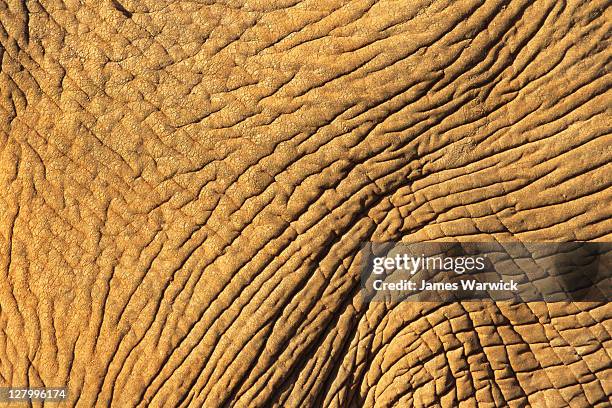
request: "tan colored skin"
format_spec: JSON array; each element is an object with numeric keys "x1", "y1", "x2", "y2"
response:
[{"x1": 0, "y1": 0, "x2": 610, "y2": 406}]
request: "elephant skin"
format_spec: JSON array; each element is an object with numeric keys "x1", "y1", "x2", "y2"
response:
[{"x1": 0, "y1": 0, "x2": 610, "y2": 406}]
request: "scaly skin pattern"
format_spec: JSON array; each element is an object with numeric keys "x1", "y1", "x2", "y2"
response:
[{"x1": 0, "y1": 0, "x2": 610, "y2": 406}]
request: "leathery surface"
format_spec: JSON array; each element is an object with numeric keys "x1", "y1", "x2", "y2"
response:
[{"x1": 0, "y1": 0, "x2": 610, "y2": 406}]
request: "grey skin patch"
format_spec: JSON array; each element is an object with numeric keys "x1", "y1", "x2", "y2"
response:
[{"x1": 554, "y1": 242, "x2": 610, "y2": 301}]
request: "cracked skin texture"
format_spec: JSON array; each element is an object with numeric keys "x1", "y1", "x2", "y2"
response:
[{"x1": 0, "y1": 0, "x2": 610, "y2": 406}]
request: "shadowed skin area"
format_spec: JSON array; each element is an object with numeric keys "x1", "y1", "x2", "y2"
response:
[{"x1": 0, "y1": 0, "x2": 610, "y2": 406}]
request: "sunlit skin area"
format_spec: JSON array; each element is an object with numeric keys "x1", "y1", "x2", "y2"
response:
[{"x1": 0, "y1": 0, "x2": 610, "y2": 406}]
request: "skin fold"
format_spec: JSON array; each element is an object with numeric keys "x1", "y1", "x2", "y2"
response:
[{"x1": 0, "y1": 0, "x2": 610, "y2": 406}]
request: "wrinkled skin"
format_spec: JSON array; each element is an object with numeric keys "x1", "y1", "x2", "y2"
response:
[{"x1": 0, "y1": 0, "x2": 610, "y2": 406}]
